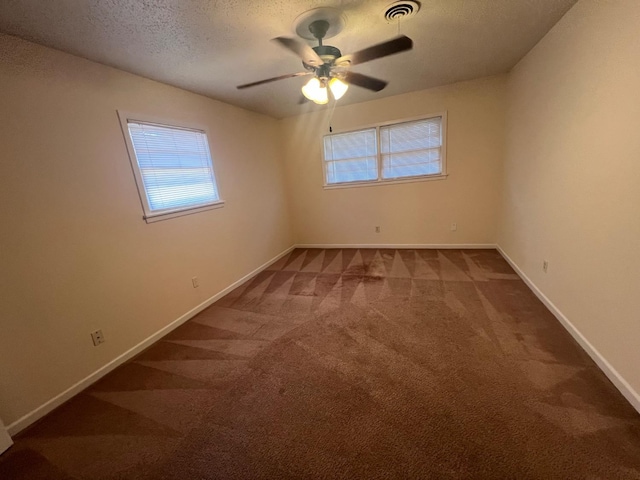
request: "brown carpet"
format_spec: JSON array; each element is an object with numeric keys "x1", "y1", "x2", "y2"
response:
[{"x1": 1, "y1": 248, "x2": 639, "y2": 479}]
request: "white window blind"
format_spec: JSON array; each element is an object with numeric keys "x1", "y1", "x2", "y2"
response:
[
  {"x1": 323, "y1": 115, "x2": 445, "y2": 187},
  {"x1": 381, "y1": 117, "x2": 442, "y2": 179},
  {"x1": 323, "y1": 128, "x2": 378, "y2": 184},
  {"x1": 126, "y1": 121, "x2": 220, "y2": 216}
]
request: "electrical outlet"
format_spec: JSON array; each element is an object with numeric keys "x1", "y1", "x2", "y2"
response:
[
  {"x1": 375, "y1": 226, "x2": 381, "y2": 233},
  {"x1": 192, "y1": 276, "x2": 200, "y2": 288},
  {"x1": 543, "y1": 260, "x2": 548, "y2": 273},
  {"x1": 451, "y1": 223, "x2": 457, "y2": 231},
  {"x1": 91, "y1": 329, "x2": 105, "y2": 346}
]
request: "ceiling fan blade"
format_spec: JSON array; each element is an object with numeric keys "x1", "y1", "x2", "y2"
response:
[
  {"x1": 336, "y1": 35, "x2": 413, "y2": 66},
  {"x1": 237, "y1": 72, "x2": 312, "y2": 89},
  {"x1": 272, "y1": 37, "x2": 324, "y2": 67},
  {"x1": 343, "y1": 72, "x2": 388, "y2": 92}
]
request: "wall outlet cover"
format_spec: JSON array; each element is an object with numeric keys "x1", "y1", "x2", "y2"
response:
[{"x1": 91, "y1": 330, "x2": 105, "y2": 346}]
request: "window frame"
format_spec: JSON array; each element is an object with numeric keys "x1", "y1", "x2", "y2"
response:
[
  {"x1": 117, "y1": 111, "x2": 224, "y2": 223},
  {"x1": 322, "y1": 112, "x2": 448, "y2": 189}
]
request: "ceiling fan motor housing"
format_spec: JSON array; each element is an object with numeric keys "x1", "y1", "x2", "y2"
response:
[
  {"x1": 304, "y1": 45, "x2": 342, "y2": 69},
  {"x1": 307, "y1": 62, "x2": 333, "y2": 81}
]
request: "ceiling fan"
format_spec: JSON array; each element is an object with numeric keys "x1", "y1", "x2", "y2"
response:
[{"x1": 236, "y1": 19, "x2": 413, "y2": 105}]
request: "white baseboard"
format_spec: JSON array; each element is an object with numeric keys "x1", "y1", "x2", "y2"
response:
[
  {"x1": 0, "y1": 418, "x2": 12, "y2": 455},
  {"x1": 7, "y1": 245, "x2": 296, "y2": 436},
  {"x1": 295, "y1": 243, "x2": 497, "y2": 249},
  {"x1": 497, "y1": 245, "x2": 640, "y2": 414}
]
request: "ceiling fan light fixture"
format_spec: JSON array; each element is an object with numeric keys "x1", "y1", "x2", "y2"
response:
[
  {"x1": 302, "y1": 77, "x2": 329, "y2": 104},
  {"x1": 329, "y1": 77, "x2": 349, "y2": 100}
]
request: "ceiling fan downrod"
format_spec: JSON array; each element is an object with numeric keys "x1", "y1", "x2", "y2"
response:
[
  {"x1": 309, "y1": 19, "x2": 329, "y2": 46},
  {"x1": 306, "y1": 20, "x2": 342, "y2": 75}
]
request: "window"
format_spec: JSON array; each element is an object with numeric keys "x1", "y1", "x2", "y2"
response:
[
  {"x1": 323, "y1": 114, "x2": 446, "y2": 187},
  {"x1": 119, "y1": 113, "x2": 223, "y2": 222}
]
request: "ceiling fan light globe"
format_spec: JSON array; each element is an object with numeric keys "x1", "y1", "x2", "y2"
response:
[
  {"x1": 329, "y1": 77, "x2": 349, "y2": 100},
  {"x1": 301, "y1": 77, "x2": 328, "y2": 104},
  {"x1": 301, "y1": 77, "x2": 320, "y2": 100},
  {"x1": 314, "y1": 87, "x2": 329, "y2": 104}
]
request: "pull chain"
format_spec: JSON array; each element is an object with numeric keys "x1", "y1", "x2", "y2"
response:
[{"x1": 328, "y1": 96, "x2": 338, "y2": 133}]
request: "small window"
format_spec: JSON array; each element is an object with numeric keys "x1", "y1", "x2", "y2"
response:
[
  {"x1": 323, "y1": 114, "x2": 446, "y2": 187},
  {"x1": 323, "y1": 128, "x2": 378, "y2": 184},
  {"x1": 381, "y1": 117, "x2": 443, "y2": 179},
  {"x1": 119, "y1": 113, "x2": 223, "y2": 222}
]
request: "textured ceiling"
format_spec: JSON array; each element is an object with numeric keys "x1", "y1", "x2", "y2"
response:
[{"x1": 0, "y1": 0, "x2": 577, "y2": 118}]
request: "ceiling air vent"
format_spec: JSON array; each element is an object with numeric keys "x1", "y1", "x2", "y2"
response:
[{"x1": 383, "y1": 1, "x2": 420, "y2": 22}]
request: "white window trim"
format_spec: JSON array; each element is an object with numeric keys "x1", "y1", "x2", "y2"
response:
[
  {"x1": 322, "y1": 112, "x2": 448, "y2": 189},
  {"x1": 117, "y1": 111, "x2": 224, "y2": 223}
]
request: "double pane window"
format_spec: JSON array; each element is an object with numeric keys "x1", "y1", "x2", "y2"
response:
[{"x1": 323, "y1": 115, "x2": 445, "y2": 186}]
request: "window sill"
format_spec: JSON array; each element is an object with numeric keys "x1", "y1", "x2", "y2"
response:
[
  {"x1": 323, "y1": 174, "x2": 448, "y2": 190},
  {"x1": 143, "y1": 201, "x2": 225, "y2": 223}
]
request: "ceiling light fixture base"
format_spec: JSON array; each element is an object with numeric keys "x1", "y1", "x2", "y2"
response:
[{"x1": 293, "y1": 7, "x2": 346, "y2": 41}]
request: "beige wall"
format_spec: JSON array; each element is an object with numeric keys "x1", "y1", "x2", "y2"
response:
[
  {"x1": 0, "y1": 34, "x2": 292, "y2": 426},
  {"x1": 280, "y1": 75, "x2": 507, "y2": 246},
  {"x1": 499, "y1": 0, "x2": 640, "y2": 399}
]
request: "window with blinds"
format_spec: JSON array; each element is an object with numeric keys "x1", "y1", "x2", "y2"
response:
[
  {"x1": 381, "y1": 117, "x2": 442, "y2": 179},
  {"x1": 323, "y1": 114, "x2": 445, "y2": 186},
  {"x1": 121, "y1": 117, "x2": 222, "y2": 221},
  {"x1": 323, "y1": 128, "x2": 378, "y2": 184}
]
